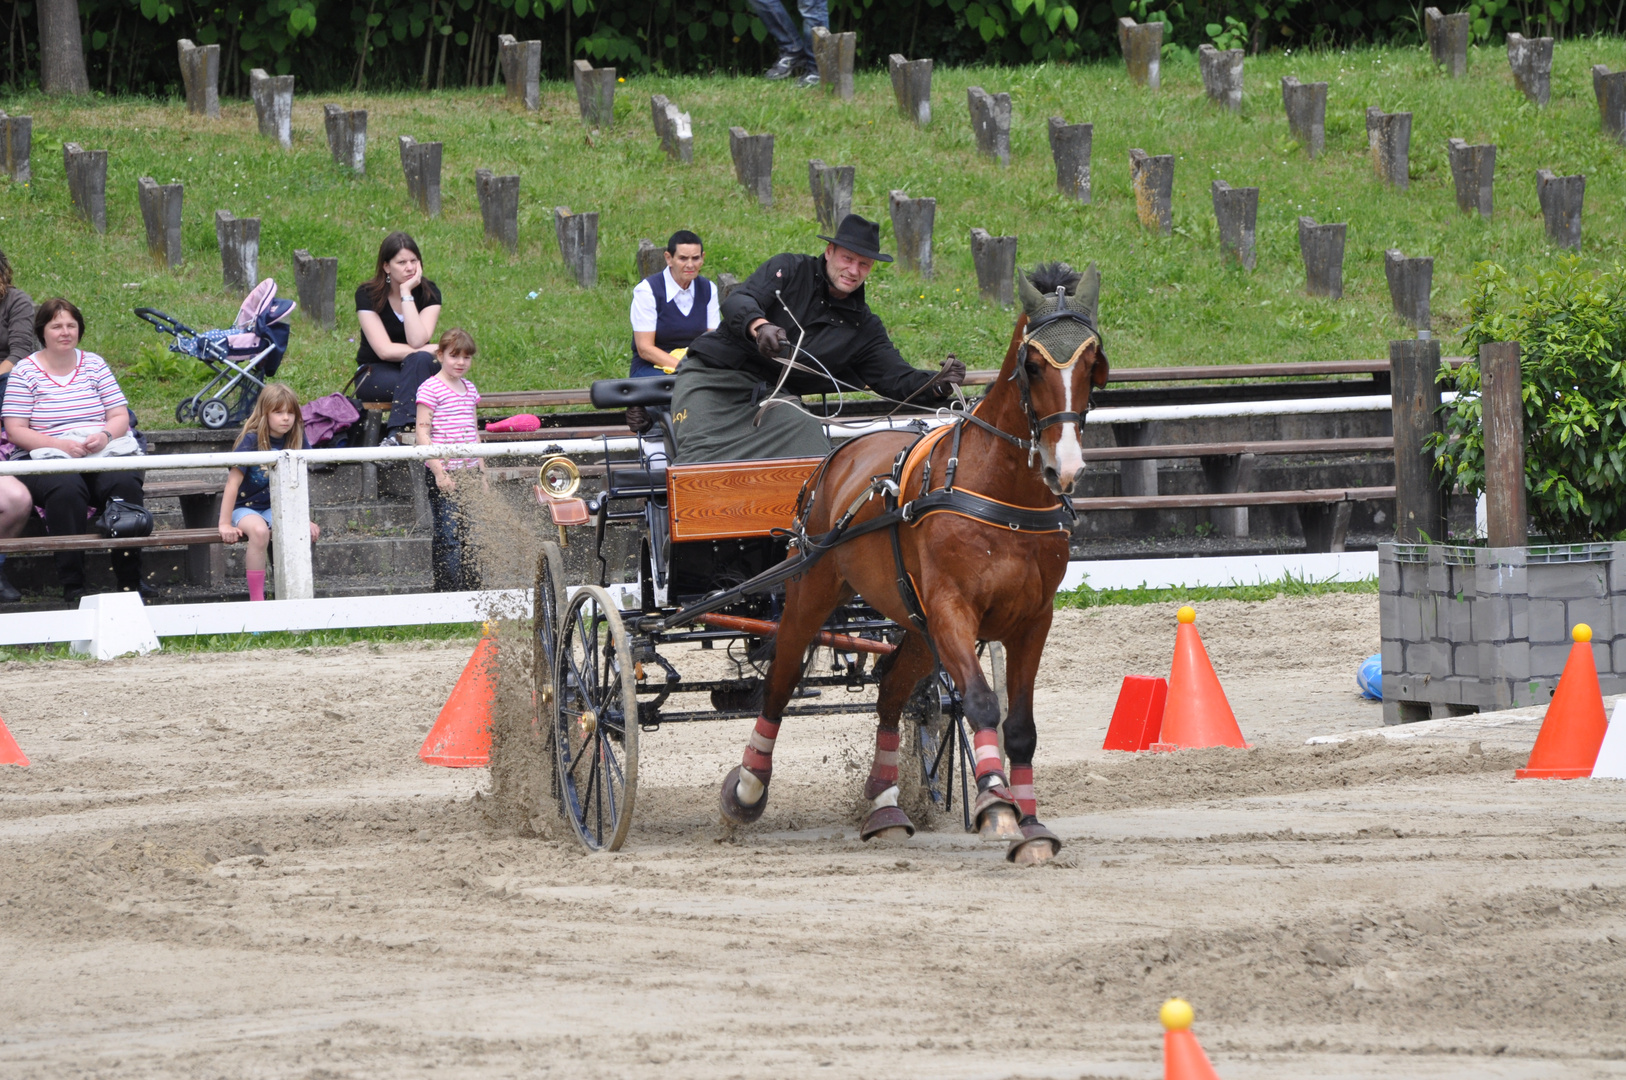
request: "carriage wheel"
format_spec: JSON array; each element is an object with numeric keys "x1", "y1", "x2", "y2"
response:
[
  {"x1": 551, "y1": 585, "x2": 639, "y2": 852},
  {"x1": 532, "y1": 542, "x2": 567, "y2": 770},
  {"x1": 198, "y1": 398, "x2": 231, "y2": 430},
  {"x1": 900, "y1": 673, "x2": 955, "y2": 828}
]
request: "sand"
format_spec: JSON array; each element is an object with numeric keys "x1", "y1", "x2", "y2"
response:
[{"x1": 3, "y1": 592, "x2": 1625, "y2": 1079}]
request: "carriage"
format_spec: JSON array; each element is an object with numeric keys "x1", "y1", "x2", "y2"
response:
[{"x1": 529, "y1": 375, "x2": 1001, "y2": 853}]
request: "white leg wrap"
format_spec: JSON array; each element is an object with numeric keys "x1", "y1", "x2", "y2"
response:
[
  {"x1": 736, "y1": 769, "x2": 765, "y2": 805},
  {"x1": 870, "y1": 785, "x2": 900, "y2": 810}
]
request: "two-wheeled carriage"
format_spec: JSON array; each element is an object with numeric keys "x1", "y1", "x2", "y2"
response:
[{"x1": 530, "y1": 376, "x2": 1001, "y2": 853}]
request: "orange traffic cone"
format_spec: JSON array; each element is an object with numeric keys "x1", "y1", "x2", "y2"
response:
[
  {"x1": 1161, "y1": 999, "x2": 1222, "y2": 1080},
  {"x1": 418, "y1": 624, "x2": 497, "y2": 767},
  {"x1": 1152, "y1": 606, "x2": 1249, "y2": 751},
  {"x1": 0, "y1": 714, "x2": 29, "y2": 767},
  {"x1": 1517, "y1": 623, "x2": 1608, "y2": 779}
]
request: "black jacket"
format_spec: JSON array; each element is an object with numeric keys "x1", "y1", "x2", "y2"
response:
[{"x1": 684, "y1": 252, "x2": 946, "y2": 403}]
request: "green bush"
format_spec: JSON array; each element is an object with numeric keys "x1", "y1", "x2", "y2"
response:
[{"x1": 1432, "y1": 260, "x2": 1626, "y2": 543}]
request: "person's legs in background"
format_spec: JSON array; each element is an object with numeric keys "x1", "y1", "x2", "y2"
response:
[
  {"x1": 423, "y1": 469, "x2": 462, "y2": 593},
  {"x1": 91, "y1": 470, "x2": 148, "y2": 594},
  {"x1": 23, "y1": 471, "x2": 93, "y2": 601},
  {"x1": 748, "y1": 0, "x2": 815, "y2": 78},
  {"x1": 386, "y1": 351, "x2": 441, "y2": 436},
  {"x1": 0, "y1": 475, "x2": 30, "y2": 602}
]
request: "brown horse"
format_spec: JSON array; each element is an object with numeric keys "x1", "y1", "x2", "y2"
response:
[{"x1": 718, "y1": 262, "x2": 1108, "y2": 862}]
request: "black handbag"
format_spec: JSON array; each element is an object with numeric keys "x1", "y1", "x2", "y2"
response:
[{"x1": 94, "y1": 497, "x2": 154, "y2": 539}]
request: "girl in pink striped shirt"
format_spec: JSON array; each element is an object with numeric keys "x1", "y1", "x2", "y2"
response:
[{"x1": 415, "y1": 328, "x2": 484, "y2": 591}]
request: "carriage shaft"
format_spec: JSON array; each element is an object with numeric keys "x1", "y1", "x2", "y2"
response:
[{"x1": 698, "y1": 613, "x2": 896, "y2": 656}]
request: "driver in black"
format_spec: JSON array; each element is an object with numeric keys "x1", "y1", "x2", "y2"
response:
[{"x1": 670, "y1": 214, "x2": 966, "y2": 463}]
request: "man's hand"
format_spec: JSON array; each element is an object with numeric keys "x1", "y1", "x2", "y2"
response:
[
  {"x1": 754, "y1": 322, "x2": 789, "y2": 360},
  {"x1": 924, "y1": 356, "x2": 966, "y2": 396}
]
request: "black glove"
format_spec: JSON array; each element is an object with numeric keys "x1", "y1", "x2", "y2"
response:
[
  {"x1": 625, "y1": 405, "x2": 654, "y2": 434},
  {"x1": 754, "y1": 322, "x2": 789, "y2": 360},
  {"x1": 924, "y1": 356, "x2": 966, "y2": 396}
]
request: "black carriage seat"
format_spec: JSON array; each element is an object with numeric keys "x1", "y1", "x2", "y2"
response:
[{"x1": 590, "y1": 376, "x2": 675, "y2": 409}]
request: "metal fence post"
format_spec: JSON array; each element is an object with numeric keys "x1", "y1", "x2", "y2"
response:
[{"x1": 268, "y1": 451, "x2": 315, "y2": 599}]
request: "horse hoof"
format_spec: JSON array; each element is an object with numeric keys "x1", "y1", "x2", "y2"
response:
[
  {"x1": 860, "y1": 805, "x2": 916, "y2": 842},
  {"x1": 1007, "y1": 821, "x2": 1063, "y2": 864},
  {"x1": 977, "y1": 805, "x2": 1022, "y2": 841},
  {"x1": 719, "y1": 765, "x2": 769, "y2": 825}
]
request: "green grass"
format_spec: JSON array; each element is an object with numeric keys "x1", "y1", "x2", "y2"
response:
[
  {"x1": 1055, "y1": 572, "x2": 1380, "y2": 608},
  {"x1": 0, "y1": 621, "x2": 481, "y2": 662},
  {"x1": 5, "y1": 40, "x2": 1626, "y2": 423}
]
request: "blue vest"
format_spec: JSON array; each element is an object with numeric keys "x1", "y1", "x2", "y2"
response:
[{"x1": 631, "y1": 272, "x2": 712, "y2": 378}]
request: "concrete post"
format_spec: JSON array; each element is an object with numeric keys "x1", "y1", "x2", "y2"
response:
[
  {"x1": 636, "y1": 239, "x2": 664, "y2": 281},
  {"x1": 807, "y1": 159, "x2": 854, "y2": 230},
  {"x1": 554, "y1": 207, "x2": 599, "y2": 288},
  {"x1": 573, "y1": 60, "x2": 615, "y2": 127},
  {"x1": 1198, "y1": 44, "x2": 1243, "y2": 111},
  {"x1": 1424, "y1": 8, "x2": 1470, "y2": 77},
  {"x1": 717, "y1": 273, "x2": 743, "y2": 301},
  {"x1": 1367, "y1": 108, "x2": 1411, "y2": 188},
  {"x1": 177, "y1": 39, "x2": 220, "y2": 118},
  {"x1": 811, "y1": 27, "x2": 855, "y2": 101},
  {"x1": 1201, "y1": 453, "x2": 1255, "y2": 538},
  {"x1": 215, "y1": 210, "x2": 261, "y2": 295},
  {"x1": 137, "y1": 177, "x2": 183, "y2": 268},
  {"x1": 1211, "y1": 181, "x2": 1258, "y2": 270},
  {"x1": 398, "y1": 136, "x2": 443, "y2": 217},
  {"x1": 0, "y1": 111, "x2": 31, "y2": 182},
  {"x1": 1481, "y1": 342, "x2": 1526, "y2": 549},
  {"x1": 475, "y1": 169, "x2": 520, "y2": 252},
  {"x1": 1281, "y1": 77, "x2": 1327, "y2": 157},
  {"x1": 268, "y1": 451, "x2": 314, "y2": 600},
  {"x1": 1391, "y1": 338, "x2": 1446, "y2": 543},
  {"x1": 1047, "y1": 118, "x2": 1092, "y2": 203},
  {"x1": 1113, "y1": 422, "x2": 1160, "y2": 535},
  {"x1": 293, "y1": 250, "x2": 338, "y2": 330},
  {"x1": 1384, "y1": 249, "x2": 1432, "y2": 331},
  {"x1": 1447, "y1": 139, "x2": 1495, "y2": 219},
  {"x1": 1507, "y1": 33, "x2": 1553, "y2": 106},
  {"x1": 497, "y1": 35, "x2": 541, "y2": 111},
  {"x1": 1594, "y1": 65, "x2": 1626, "y2": 142},
  {"x1": 1536, "y1": 168, "x2": 1585, "y2": 249},
  {"x1": 323, "y1": 106, "x2": 367, "y2": 174},
  {"x1": 62, "y1": 143, "x2": 107, "y2": 233},
  {"x1": 729, "y1": 127, "x2": 775, "y2": 208},
  {"x1": 966, "y1": 87, "x2": 1011, "y2": 167},
  {"x1": 663, "y1": 102, "x2": 692, "y2": 163},
  {"x1": 889, "y1": 55, "x2": 932, "y2": 126},
  {"x1": 889, "y1": 191, "x2": 935, "y2": 279},
  {"x1": 1129, "y1": 148, "x2": 1173, "y2": 235},
  {"x1": 249, "y1": 69, "x2": 293, "y2": 150},
  {"x1": 1117, "y1": 18, "x2": 1162, "y2": 88},
  {"x1": 969, "y1": 228, "x2": 1017, "y2": 306},
  {"x1": 1299, "y1": 217, "x2": 1345, "y2": 298}
]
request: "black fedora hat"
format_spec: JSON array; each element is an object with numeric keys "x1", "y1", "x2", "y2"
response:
[{"x1": 818, "y1": 213, "x2": 893, "y2": 263}]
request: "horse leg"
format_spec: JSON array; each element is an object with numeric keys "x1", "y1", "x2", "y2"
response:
[
  {"x1": 859, "y1": 631, "x2": 935, "y2": 842},
  {"x1": 933, "y1": 630, "x2": 1023, "y2": 841},
  {"x1": 719, "y1": 566, "x2": 850, "y2": 825},
  {"x1": 1000, "y1": 643, "x2": 1063, "y2": 864}
]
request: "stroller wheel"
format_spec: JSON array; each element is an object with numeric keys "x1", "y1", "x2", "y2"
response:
[
  {"x1": 175, "y1": 400, "x2": 197, "y2": 425},
  {"x1": 199, "y1": 399, "x2": 231, "y2": 429}
]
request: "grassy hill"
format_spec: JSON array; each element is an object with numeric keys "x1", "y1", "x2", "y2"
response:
[{"x1": 5, "y1": 40, "x2": 1626, "y2": 423}]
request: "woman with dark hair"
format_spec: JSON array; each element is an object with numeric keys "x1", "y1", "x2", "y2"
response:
[
  {"x1": 0, "y1": 246, "x2": 35, "y2": 602},
  {"x1": 2, "y1": 298, "x2": 149, "y2": 603},
  {"x1": 353, "y1": 231, "x2": 443, "y2": 440}
]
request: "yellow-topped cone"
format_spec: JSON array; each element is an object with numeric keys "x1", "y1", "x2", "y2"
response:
[
  {"x1": 1517, "y1": 623, "x2": 1609, "y2": 779},
  {"x1": 1153, "y1": 607, "x2": 1249, "y2": 751},
  {"x1": 1161, "y1": 998, "x2": 1222, "y2": 1080}
]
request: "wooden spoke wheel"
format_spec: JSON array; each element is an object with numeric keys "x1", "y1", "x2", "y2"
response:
[
  {"x1": 551, "y1": 585, "x2": 639, "y2": 852},
  {"x1": 900, "y1": 672, "x2": 957, "y2": 827},
  {"x1": 532, "y1": 541, "x2": 567, "y2": 721}
]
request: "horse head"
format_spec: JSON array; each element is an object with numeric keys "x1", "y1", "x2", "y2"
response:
[{"x1": 1012, "y1": 261, "x2": 1110, "y2": 496}]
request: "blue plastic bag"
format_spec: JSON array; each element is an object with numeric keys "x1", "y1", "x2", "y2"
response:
[{"x1": 1356, "y1": 653, "x2": 1383, "y2": 701}]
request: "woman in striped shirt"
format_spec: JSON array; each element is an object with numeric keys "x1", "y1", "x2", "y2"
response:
[{"x1": 1, "y1": 298, "x2": 150, "y2": 602}]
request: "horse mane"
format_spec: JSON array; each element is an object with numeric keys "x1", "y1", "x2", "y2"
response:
[{"x1": 1025, "y1": 261, "x2": 1082, "y2": 298}]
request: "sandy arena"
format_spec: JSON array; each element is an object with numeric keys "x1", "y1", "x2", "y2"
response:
[{"x1": 3, "y1": 592, "x2": 1624, "y2": 1079}]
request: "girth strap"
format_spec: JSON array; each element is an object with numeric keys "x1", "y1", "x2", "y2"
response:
[{"x1": 902, "y1": 487, "x2": 1075, "y2": 533}]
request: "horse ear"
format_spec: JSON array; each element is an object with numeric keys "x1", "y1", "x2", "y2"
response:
[
  {"x1": 1091, "y1": 345, "x2": 1110, "y2": 388},
  {"x1": 1016, "y1": 271, "x2": 1044, "y2": 315},
  {"x1": 1077, "y1": 261, "x2": 1101, "y2": 324}
]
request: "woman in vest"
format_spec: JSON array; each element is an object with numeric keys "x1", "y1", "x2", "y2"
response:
[{"x1": 629, "y1": 230, "x2": 720, "y2": 378}]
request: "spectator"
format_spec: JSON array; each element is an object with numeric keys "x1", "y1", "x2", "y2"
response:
[
  {"x1": 217, "y1": 384, "x2": 320, "y2": 603},
  {"x1": 750, "y1": 0, "x2": 827, "y2": 87},
  {"x1": 0, "y1": 246, "x2": 35, "y2": 602},
  {"x1": 353, "y1": 232, "x2": 442, "y2": 443},
  {"x1": 415, "y1": 327, "x2": 484, "y2": 592},
  {"x1": 630, "y1": 229, "x2": 720, "y2": 379},
  {"x1": 2, "y1": 298, "x2": 150, "y2": 603}
]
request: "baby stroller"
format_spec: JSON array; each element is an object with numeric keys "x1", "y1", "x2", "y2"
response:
[{"x1": 135, "y1": 278, "x2": 295, "y2": 430}]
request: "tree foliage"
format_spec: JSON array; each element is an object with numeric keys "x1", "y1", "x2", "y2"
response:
[
  {"x1": 1433, "y1": 261, "x2": 1626, "y2": 543},
  {"x1": 6, "y1": 0, "x2": 1626, "y2": 95}
]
